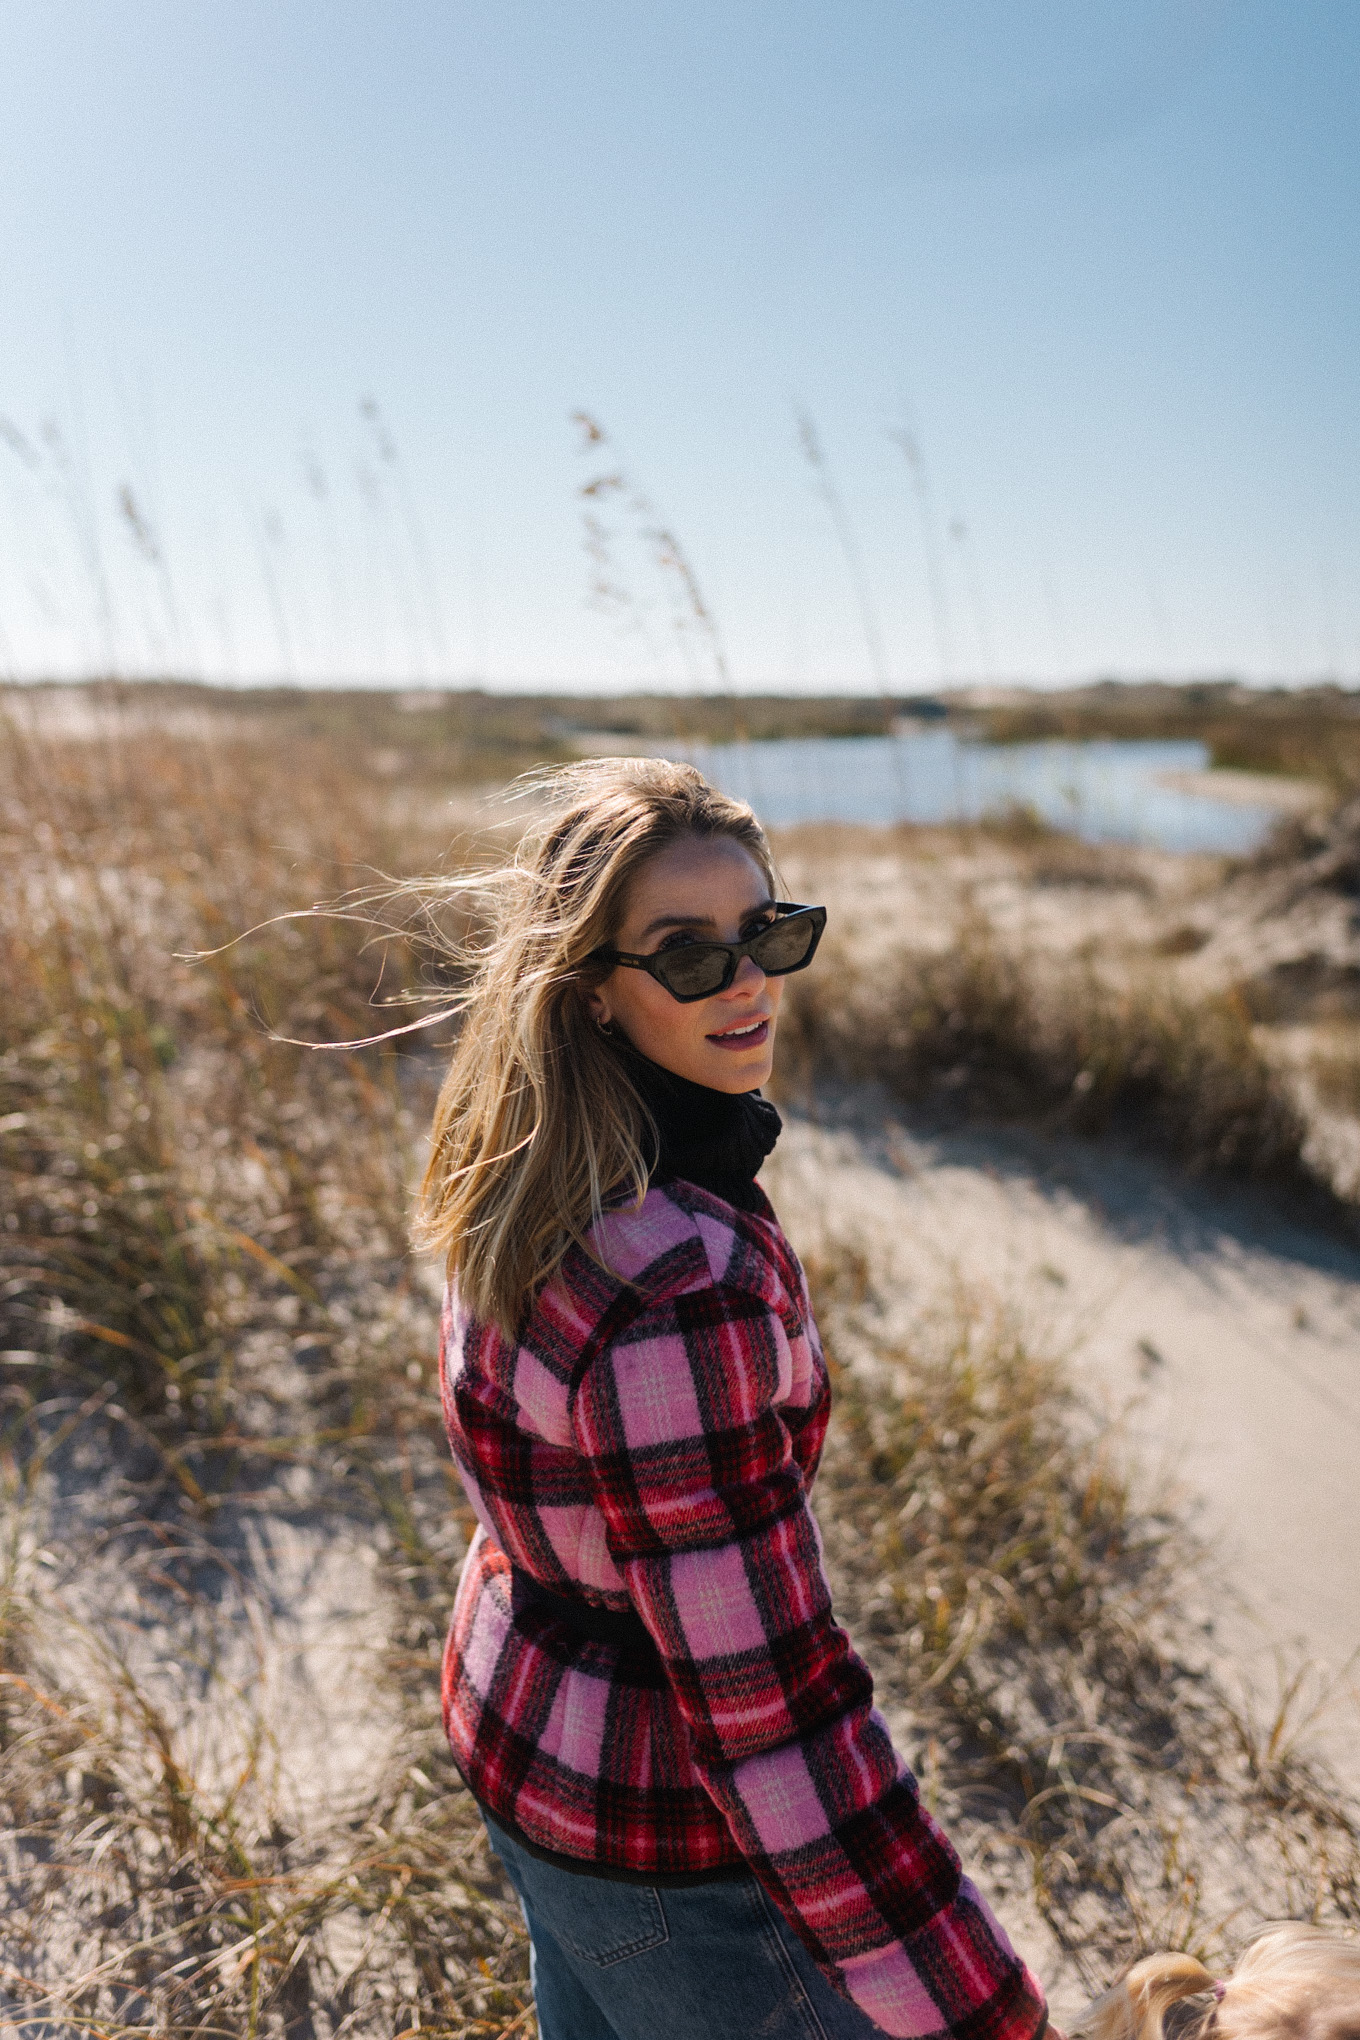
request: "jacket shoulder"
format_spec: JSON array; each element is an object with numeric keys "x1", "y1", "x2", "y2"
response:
[{"x1": 586, "y1": 1180, "x2": 805, "y2": 1319}]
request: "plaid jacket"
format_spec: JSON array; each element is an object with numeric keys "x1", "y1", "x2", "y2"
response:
[{"x1": 440, "y1": 1180, "x2": 1046, "y2": 2040}]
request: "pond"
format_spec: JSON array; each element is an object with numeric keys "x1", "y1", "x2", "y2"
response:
[{"x1": 671, "y1": 731, "x2": 1284, "y2": 855}]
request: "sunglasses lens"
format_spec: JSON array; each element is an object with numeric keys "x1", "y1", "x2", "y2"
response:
[
  {"x1": 655, "y1": 946, "x2": 731, "y2": 998},
  {"x1": 751, "y1": 914, "x2": 818, "y2": 975},
  {"x1": 644, "y1": 911, "x2": 823, "y2": 999}
]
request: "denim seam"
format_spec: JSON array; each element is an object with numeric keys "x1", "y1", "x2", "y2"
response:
[{"x1": 750, "y1": 1881, "x2": 833, "y2": 2040}]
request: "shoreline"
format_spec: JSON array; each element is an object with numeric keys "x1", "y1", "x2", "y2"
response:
[{"x1": 1155, "y1": 765, "x2": 1327, "y2": 812}]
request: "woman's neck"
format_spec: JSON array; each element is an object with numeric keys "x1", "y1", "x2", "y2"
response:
[{"x1": 615, "y1": 1040, "x2": 781, "y2": 1213}]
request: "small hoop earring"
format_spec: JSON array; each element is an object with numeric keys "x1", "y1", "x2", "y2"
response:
[{"x1": 595, "y1": 1015, "x2": 614, "y2": 1037}]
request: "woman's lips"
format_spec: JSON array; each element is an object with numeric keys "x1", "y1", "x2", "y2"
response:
[{"x1": 705, "y1": 1016, "x2": 770, "y2": 1051}]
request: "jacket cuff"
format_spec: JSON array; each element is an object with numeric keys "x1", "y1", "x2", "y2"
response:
[{"x1": 838, "y1": 1945, "x2": 1048, "y2": 2040}]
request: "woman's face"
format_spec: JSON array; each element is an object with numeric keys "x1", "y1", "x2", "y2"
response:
[{"x1": 586, "y1": 834, "x2": 783, "y2": 1093}]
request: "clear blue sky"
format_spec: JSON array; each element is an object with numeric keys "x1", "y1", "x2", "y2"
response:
[{"x1": 1, "y1": 1, "x2": 1357, "y2": 692}]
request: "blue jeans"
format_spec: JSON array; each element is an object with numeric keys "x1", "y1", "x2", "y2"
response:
[{"x1": 483, "y1": 1814, "x2": 885, "y2": 2040}]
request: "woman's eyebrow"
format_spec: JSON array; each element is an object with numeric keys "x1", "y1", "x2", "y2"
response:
[{"x1": 636, "y1": 898, "x2": 774, "y2": 941}]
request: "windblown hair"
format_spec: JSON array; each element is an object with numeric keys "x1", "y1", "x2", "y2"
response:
[
  {"x1": 1074, "y1": 1925, "x2": 1360, "y2": 2040},
  {"x1": 416, "y1": 756, "x2": 773, "y2": 1334}
]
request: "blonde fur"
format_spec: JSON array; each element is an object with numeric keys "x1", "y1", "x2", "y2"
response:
[
  {"x1": 1075, "y1": 1926, "x2": 1360, "y2": 2040},
  {"x1": 415, "y1": 756, "x2": 773, "y2": 1335}
]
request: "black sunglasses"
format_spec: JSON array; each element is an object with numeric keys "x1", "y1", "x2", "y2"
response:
[{"x1": 592, "y1": 902, "x2": 827, "y2": 1004}]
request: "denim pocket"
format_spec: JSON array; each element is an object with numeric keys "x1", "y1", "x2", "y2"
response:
[
  {"x1": 483, "y1": 1815, "x2": 671, "y2": 1968},
  {"x1": 529, "y1": 1874, "x2": 669, "y2": 1967},
  {"x1": 546, "y1": 1868, "x2": 668, "y2": 1966}
]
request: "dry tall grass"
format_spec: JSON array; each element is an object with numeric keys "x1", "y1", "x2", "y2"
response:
[
  {"x1": 806, "y1": 1254, "x2": 1360, "y2": 1997},
  {"x1": 779, "y1": 922, "x2": 1314, "y2": 1188},
  {"x1": 1, "y1": 702, "x2": 532, "y2": 2034}
]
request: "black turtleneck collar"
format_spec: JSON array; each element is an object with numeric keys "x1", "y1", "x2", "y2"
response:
[{"x1": 612, "y1": 1039, "x2": 781, "y2": 1215}]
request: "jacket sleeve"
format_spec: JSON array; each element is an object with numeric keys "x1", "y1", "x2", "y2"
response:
[{"x1": 570, "y1": 1273, "x2": 1047, "y2": 2040}]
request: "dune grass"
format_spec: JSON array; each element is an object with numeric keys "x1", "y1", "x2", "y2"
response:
[
  {"x1": 0, "y1": 702, "x2": 533, "y2": 2034},
  {"x1": 778, "y1": 919, "x2": 1314, "y2": 1189},
  {"x1": 0, "y1": 700, "x2": 470, "y2": 1423},
  {"x1": 804, "y1": 1250, "x2": 1360, "y2": 1995},
  {"x1": 0, "y1": 1536, "x2": 530, "y2": 2038}
]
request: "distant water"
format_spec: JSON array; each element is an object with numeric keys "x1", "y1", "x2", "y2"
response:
[{"x1": 674, "y1": 732, "x2": 1280, "y2": 856}]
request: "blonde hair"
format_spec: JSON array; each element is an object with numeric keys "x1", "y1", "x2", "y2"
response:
[
  {"x1": 416, "y1": 756, "x2": 773, "y2": 1334},
  {"x1": 1075, "y1": 1925, "x2": 1360, "y2": 2040}
]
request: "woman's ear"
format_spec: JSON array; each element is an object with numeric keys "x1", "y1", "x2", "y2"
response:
[{"x1": 584, "y1": 982, "x2": 612, "y2": 1028}]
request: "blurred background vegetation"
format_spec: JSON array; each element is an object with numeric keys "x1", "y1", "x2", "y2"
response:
[{"x1": 24, "y1": 672, "x2": 1360, "y2": 788}]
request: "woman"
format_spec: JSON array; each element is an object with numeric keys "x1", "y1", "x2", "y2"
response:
[{"x1": 421, "y1": 758, "x2": 1050, "y2": 2040}]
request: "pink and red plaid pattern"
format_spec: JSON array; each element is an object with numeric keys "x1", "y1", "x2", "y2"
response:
[{"x1": 440, "y1": 1180, "x2": 1046, "y2": 2040}]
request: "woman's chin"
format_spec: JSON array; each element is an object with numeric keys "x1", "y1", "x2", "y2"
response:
[{"x1": 698, "y1": 1046, "x2": 775, "y2": 1093}]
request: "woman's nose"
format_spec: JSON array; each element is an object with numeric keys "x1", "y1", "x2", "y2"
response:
[{"x1": 727, "y1": 953, "x2": 766, "y2": 995}]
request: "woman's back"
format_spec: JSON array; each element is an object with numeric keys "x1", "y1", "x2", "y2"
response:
[{"x1": 440, "y1": 1176, "x2": 828, "y2": 1878}]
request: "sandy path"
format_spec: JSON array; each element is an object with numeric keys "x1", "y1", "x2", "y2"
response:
[{"x1": 763, "y1": 1098, "x2": 1360, "y2": 1789}]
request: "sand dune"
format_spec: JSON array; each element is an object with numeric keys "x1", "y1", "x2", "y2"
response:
[{"x1": 766, "y1": 1101, "x2": 1360, "y2": 1793}]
